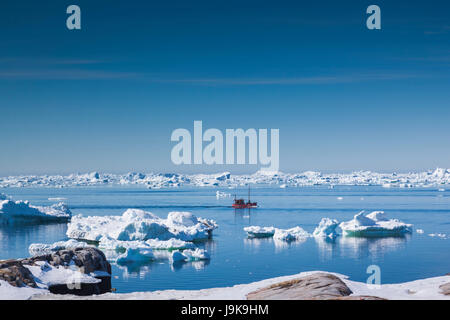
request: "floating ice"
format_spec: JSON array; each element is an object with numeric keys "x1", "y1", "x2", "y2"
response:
[
  {"x1": 67, "y1": 209, "x2": 217, "y2": 242},
  {"x1": 339, "y1": 211, "x2": 412, "y2": 237},
  {"x1": 98, "y1": 236, "x2": 195, "y2": 253},
  {"x1": 29, "y1": 239, "x2": 92, "y2": 256},
  {"x1": 244, "y1": 226, "x2": 310, "y2": 241},
  {"x1": 416, "y1": 229, "x2": 424, "y2": 234},
  {"x1": 116, "y1": 248, "x2": 155, "y2": 265},
  {"x1": 0, "y1": 199, "x2": 71, "y2": 223},
  {"x1": 216, "y1": 191, "x2": 231, "y2": 199},
  {"x1": 273, "y1": 227, "x2": 310, "y2": 241},
  {"x1": 313, "y1": 218, "x2": 340, "y2": 239},
  {"x1": 428, "y1": 233, "x2": 448, "y2": 239},
  {"x1": 171, "y1": 248, "x2": 210, "y2": 262},
  {"x1": 244, "y1": 226, "x2": 276, "y2": 238},
  {"x1": 1, "y1": 168, "x2": 450, "y2": 188}
]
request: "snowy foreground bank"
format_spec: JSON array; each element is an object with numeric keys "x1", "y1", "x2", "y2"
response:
[
  {"x1": 1, "y1": 168, "x2": 450, "y2": 188},
  {"x1": 30, "y1": 271, "x2": 450, "y2": 300}
]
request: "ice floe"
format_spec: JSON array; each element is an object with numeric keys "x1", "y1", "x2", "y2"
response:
[
  {"x1": 171, "y1": 248, "x2": 210, "y2": 262},
  {"x1": 244, "y1": 226, "x2": 276, "y2": 238},
  {"x1": 273, "y1": 227, "x2": 310, "y2": 241},
  {"x1": 216, "y1": 191, "x2": 231, "y2": 199},
  {"x1": 244, "y1": 226, "x2": 310, "y2": 241},
  {"x1": 116, "y1": 248, "x2": 155, "y2": 265},
  {"x1": 29, "y1": 239, "x2": 92, "y2": 256},
  {"x1": 0, "y1": 198, "x2": 71, "y2": 224},
  {"x1": 313, "y1": 218, "x2": 340, "y2": 239},
  {"x1": 67, "y1": 209, "x2": 217, "y2": 242},
  {"x1": 339, "y1": 211, "x2": 412, "y2": 237},
  {"x1": 1, "y1": 167, "x2": 450, "y2": 188}
]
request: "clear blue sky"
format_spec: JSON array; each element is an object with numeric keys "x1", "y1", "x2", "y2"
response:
[{"x1": 0, "y1": 0, "x2": 449, "y2": 175}]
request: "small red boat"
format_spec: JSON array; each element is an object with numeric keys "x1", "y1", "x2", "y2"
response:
[{"x1": 232, "y1": 186, "x2": 258, "y2": 209}]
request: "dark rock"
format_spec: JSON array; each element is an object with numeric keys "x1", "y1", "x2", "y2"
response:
[
  {"x1": 439, "y1": 283, "x2": 450, "y2": 296},
  {"x1": 247, "y1": 273, "x2": 384, "y2": 300},
  {"x1": 0, "y1": 248, "x2": 111, "y2": 296},
  {"x1": 0, "y1": 260, "x2": 37, "y2": 288}
]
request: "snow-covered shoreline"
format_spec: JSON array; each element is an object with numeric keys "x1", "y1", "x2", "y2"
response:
[
  {"x1": 1, "y1": 168, "x2": 450, "y2": 189},
  {"x1": 30, "y1": 271, "x2": 450, "y2": 300}
]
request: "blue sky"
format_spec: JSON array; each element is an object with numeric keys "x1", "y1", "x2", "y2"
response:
[{"x1": 0, "y1": 0, "x2": 449, "y2": 175}]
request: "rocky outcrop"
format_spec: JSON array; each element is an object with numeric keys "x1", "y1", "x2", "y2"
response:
[
  {"x1": 0, "y1": 248, "x2": 111, "y2": 296},
  {"x1": 0, "y1": 260, "x2": 37, "y2": 287},
  {"x1": 247, "y1": 273, "x2": 384, "y2": 300},
  {"x1": 439, "y1": 283, "x2": 450, "y2": 296}
]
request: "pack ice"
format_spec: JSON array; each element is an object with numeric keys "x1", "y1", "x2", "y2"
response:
[
  {"x1": 244, "y1": 226, "x2": 310, "y2": 241},
  {"x1": 0, "y1": 197, "x2": 72, "y2": 223},
  {"x1": 339, "y1": 211, "x2": 412, "y2": 237},
  {"x1": 67, "y1": 209, "x2": 217, "y2": 243}
]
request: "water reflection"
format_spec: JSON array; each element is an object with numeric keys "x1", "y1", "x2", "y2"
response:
[
  {"x1": 243, "y1": 236, "x2": 308, "y2": 253},
  {"x1": 0, "y1": 223, "x2": 67, "y2": 260},
  {"x1": 338, "y1": 235, "x2": 410, "y2": 259}
]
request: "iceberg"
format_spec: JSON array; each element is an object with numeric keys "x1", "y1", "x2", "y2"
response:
[
  {"x1": 29, "y1": 239, "x2": 92, "y2": 256},
  {"x1": 339, "y1": 211, "x2": 412, "y2": 237},
  {"x1": 98, "y1": 236, "x2": 195, "y2": 253},
  {"x1": 116, "y1": 248, "x2": 155, "y2": 265},
  {"x1": 244, "y1": 226, "x2": 310, "y2": 241},
  {"x1": 313, "y1": 218, "x2": 340, "y2": 239},
  {"x1": 244, "y1": 226, "x2": 276, "y2": 238},
  {"x1": 0, "y1": 199, "x2": 71, "y2": 223},
  {"x1": 273, "y1": 227, "x2": 310, "y2": 241},
  {"x1": 67, "y1": 209, "x2": 217, "y2": 242},
  {"x1": 171, "y1": 248, "x2": 210, "y2": 262}
]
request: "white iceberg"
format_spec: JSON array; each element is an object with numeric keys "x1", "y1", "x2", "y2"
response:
[
  {"x1": 98, "y1": 236, "x2": 195, "y2": 253},
  {"x1": 313, "y1": 218, "x2": 340, "y2": 239},
  {"x1": 116, "y1": 248, "x2": 155, "y2": 265},
  {"x1": 339, "y1": 211, "x2": 412, "y2": 237},
  {"x1": 0, "y1": 199, "x2": 71, "y2": 223},
  {"x1": 171, "y1": 248, "x2": 210, "y2": 262},
  {"x1": 273, "y1": 227, "x2": 310, "y2": 241},
  {"x1": 29, "y1": 239, "x2": 92, "y2": 256},
  {"x1": 67, "y1": 209, "x2": 217, "y2": 242},
  {"x1": 244, "y1": 226, "x2": 276, "y2": 238}
]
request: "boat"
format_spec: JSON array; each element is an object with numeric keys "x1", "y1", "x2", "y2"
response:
[{"x1": 232, "y1": 186, "x2": 258, "y2": 209}]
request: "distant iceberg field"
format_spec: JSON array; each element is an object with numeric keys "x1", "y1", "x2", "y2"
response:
[{"x1": 1, "y1": 168, "x2": 450, "y2": 189}]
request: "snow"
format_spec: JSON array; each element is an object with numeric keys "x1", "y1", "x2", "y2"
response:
[
  {"x1": 313, "y1": 218, "x2": 339, "y2": 239},
  {"x1": 38, "y1": 271, "x2": 450, "y2": 300},
  {"x1": 0, "y1": 199, "x2": 71, "y2": 223},
  {"x1": 1, "y1": 168, "x2": 450, "y2": 189},
  {"x1": 67, "y1": 209, "x2": 217, "y2": 242},
  {"x1": 339, "y1": 211, "x2": 412, "y2": 237},
  {"x1": 244, "y1": 226, "x2": 276, "y2": 238},
  {"x1": 0, "y1": 280, "x2": 44, "y2": 300},
  {"x1": 29, "y1": 239, "x2": 92, "y2": 256}
]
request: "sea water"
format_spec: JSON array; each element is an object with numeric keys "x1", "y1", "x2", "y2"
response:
[{"x1": 1, "y1": 185, "x2": 449, "y2": 293}]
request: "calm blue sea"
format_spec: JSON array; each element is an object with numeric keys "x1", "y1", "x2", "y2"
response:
[{"x1": 1, "y1": 186, "x2": 449, "y2": 293}]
